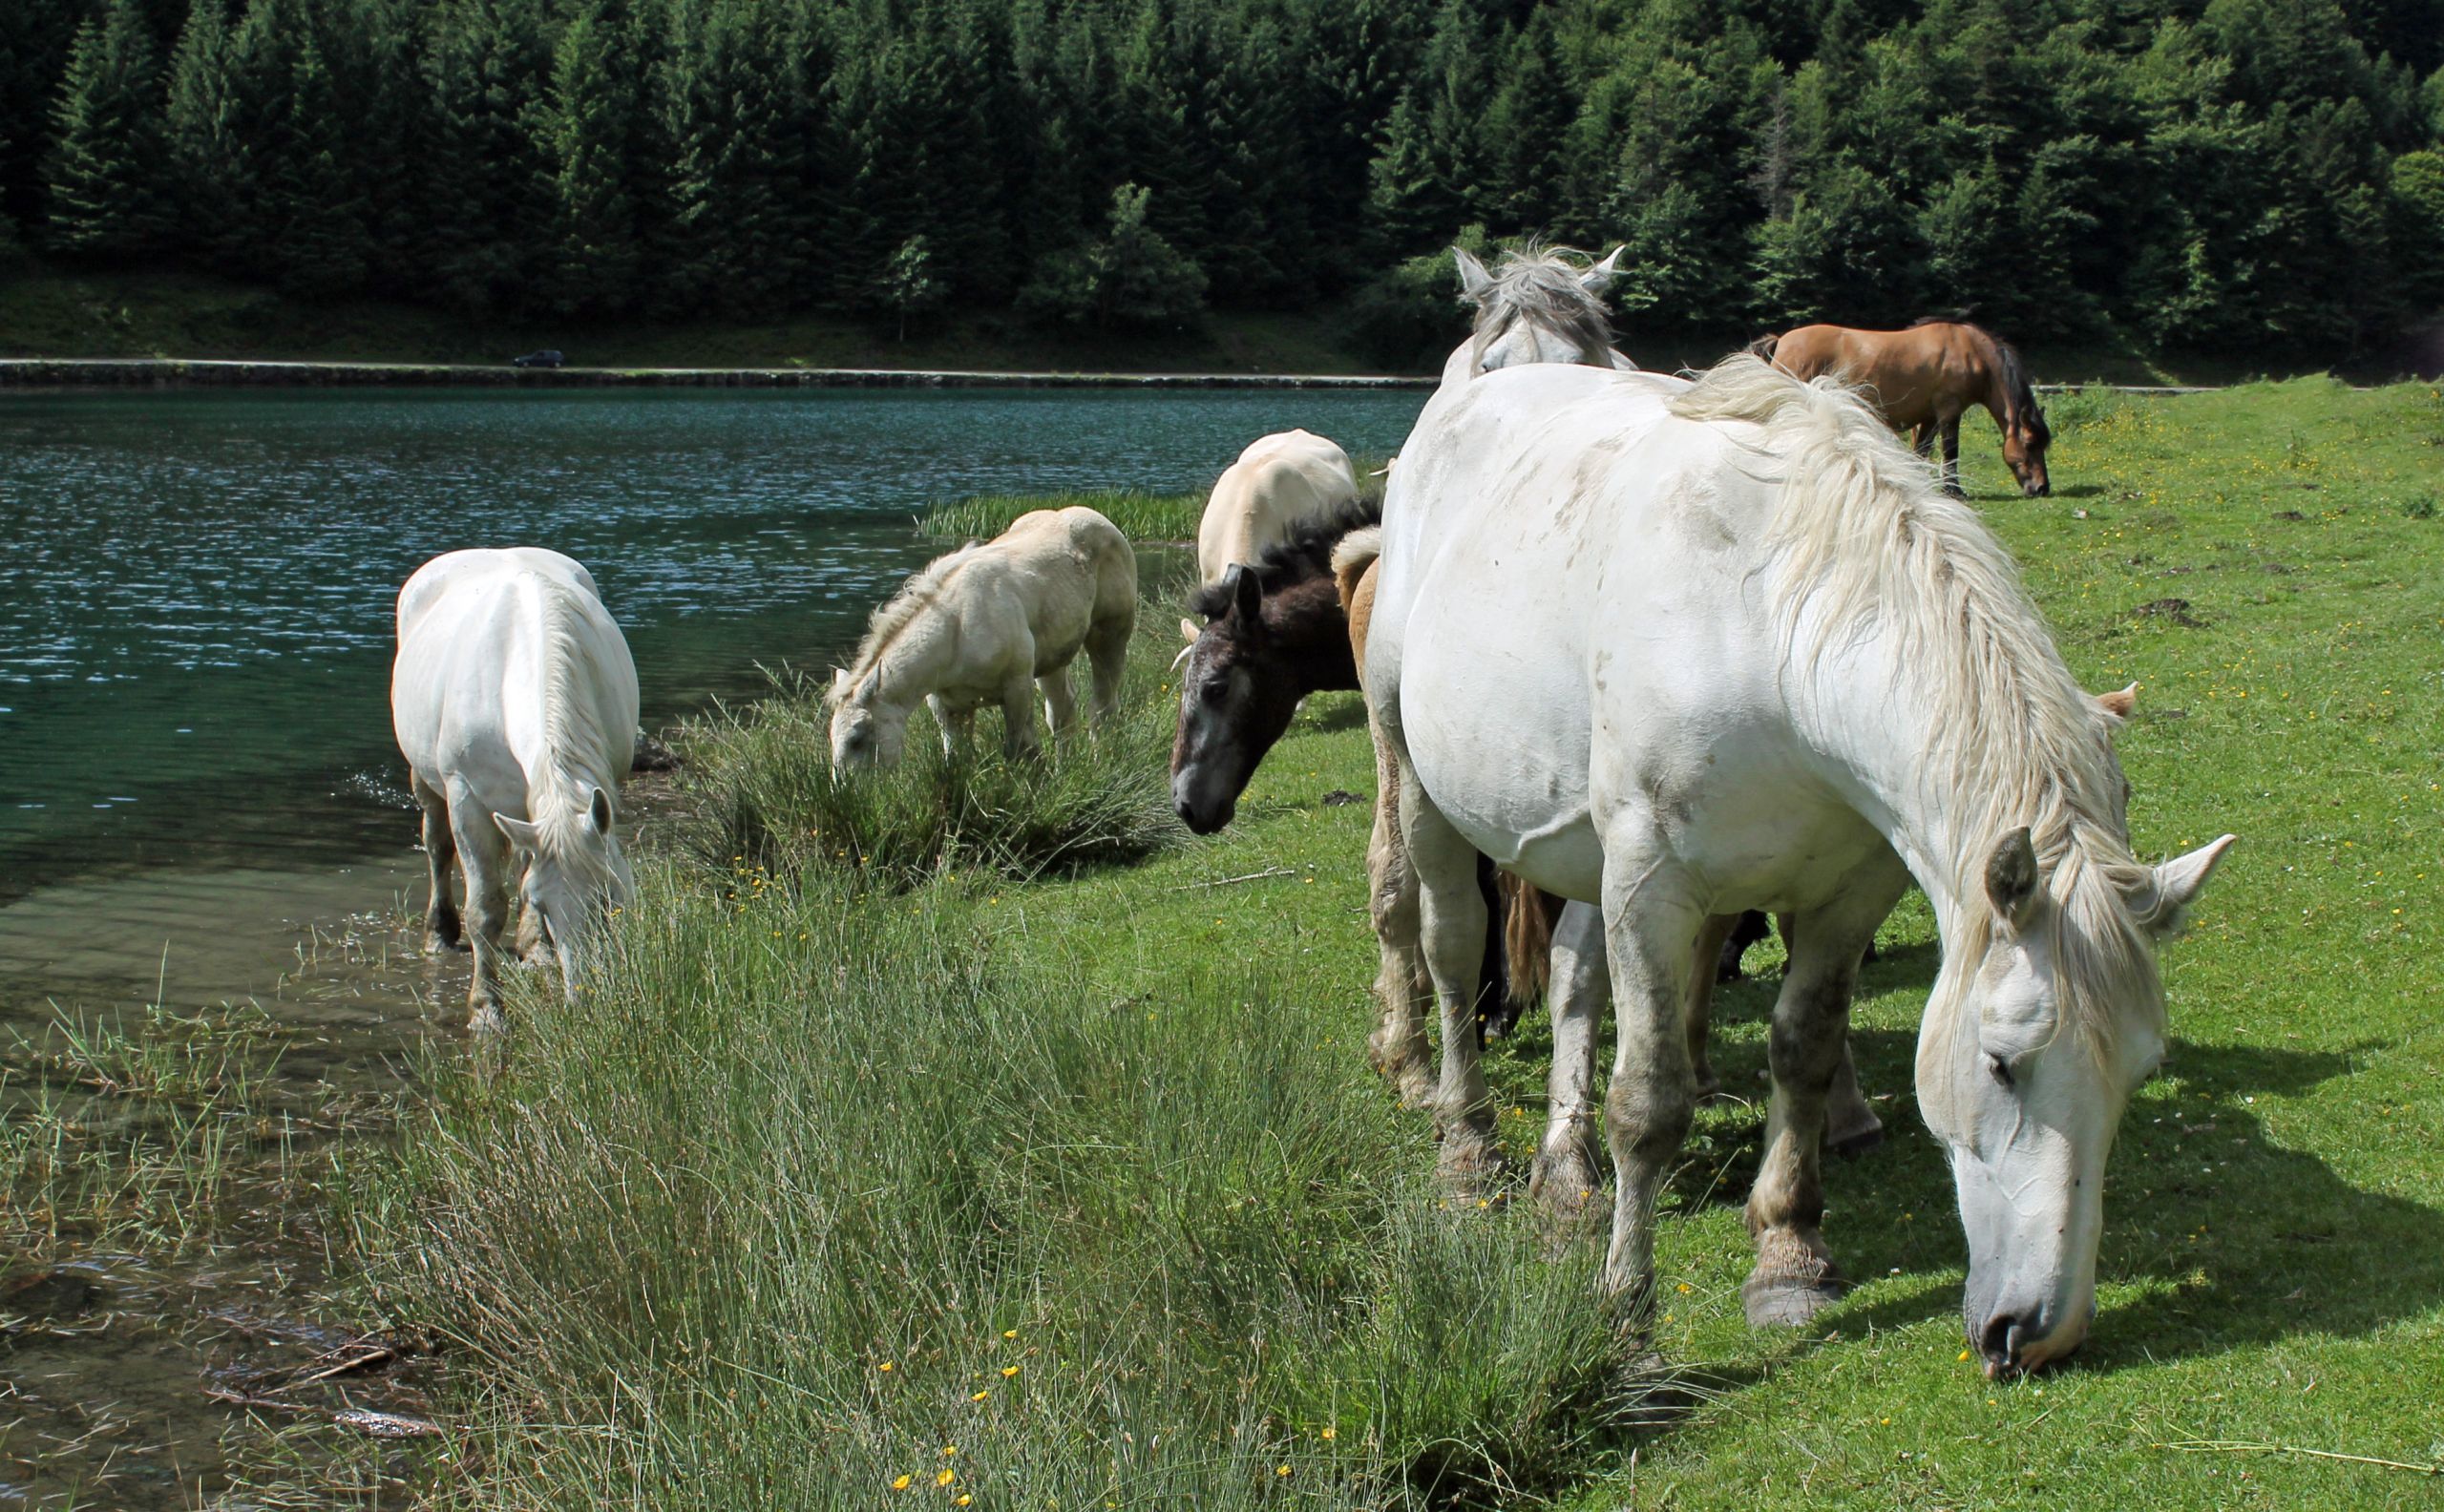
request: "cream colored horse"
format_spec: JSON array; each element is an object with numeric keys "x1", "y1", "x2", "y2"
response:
[
  {"x1": 391, "y1": 547, "x2": 639, "y2": 1031},
  {"x1": 830, "y1": 506, "x2": 1137, "y2": 766},
  {"x1": 1366, "y1": 354, "x2": 2231, "y2": 1375}
]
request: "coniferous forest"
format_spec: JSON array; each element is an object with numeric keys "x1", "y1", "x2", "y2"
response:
[{"x1": 4, "y1": 0, "x2": 2442, "y2": 364}]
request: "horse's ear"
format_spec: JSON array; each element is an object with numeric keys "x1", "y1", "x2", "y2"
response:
[
  {"x1": 588, "y1": 787, "x2": 613, "y2": 833},
  {"x1": 1228, "y1": 563, "x2": 1261, "y2": 621},
  {"x1": 832, "y1": 667, "x2": 852, "y2": 696},
  {"x1": 2094, "y1": 682, "x2": 2138, "y2": 724},
  {"x1": 1581, "y1": 245, "x2": 1626, "y2": 292},
  {"x1": 495, "y1": 812, "x2": 542, "y2": 852},
  {"x1": 1453, "y1": 246, "x2": 1493, "y2": 304},
  {"x1": 2146, "y1": 834, "x2": 2236, "y2": 940},
  {"x1": 1180, "y1": 617, "x2": 1200, "y2": 644},
  {"x1": 1983, "y1": 827, "x2": 2042, "y2": 932}
]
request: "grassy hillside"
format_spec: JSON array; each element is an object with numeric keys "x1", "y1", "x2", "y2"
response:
[{"x1": 338, "y1": 378, "x2": 2444, "y2": 1508}]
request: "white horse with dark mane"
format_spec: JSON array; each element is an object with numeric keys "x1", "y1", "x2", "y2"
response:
[
  {"x1": 830, "y1": 506, "x2": 1137, "y2": 767},
  {"x1": 1363, "y1": 354, "x2": 2232, "y2": 1376},
  {"x1": 391, "y1": 547, "x2": 640, "y2": 1030}
]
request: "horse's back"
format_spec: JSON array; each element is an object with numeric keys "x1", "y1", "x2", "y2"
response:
[
  {"x1": 1199, "y1": 430, "x2": 1358, "y2": 579},
  {"x1": 971, "y1": 508, "x2": 1134, "y2": 674},
  {"x1": 1768, "y1": 324, "x2": 1978, "y2": 427},
  {"x1": 391, "y1": 549, "x2": 636, "y2": 804}
]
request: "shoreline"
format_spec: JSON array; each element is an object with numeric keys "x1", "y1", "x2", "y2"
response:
[
  {"x1": 0, "y1": 357, "x2": 1440, "y2": 390},
  {"x1": 0, "y1": 357, "x2": 2233, "y2": 393}
]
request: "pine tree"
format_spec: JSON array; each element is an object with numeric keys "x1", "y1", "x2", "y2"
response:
[
  {"x1": 163, "y1": 0, "x2": 237, "y2": 264},
  {"x1": 43, "y1": 0, "x2": 172, "y2": 262},
  {"x1": 540, "y1": 0, "x2": 643, "y2": 314}
]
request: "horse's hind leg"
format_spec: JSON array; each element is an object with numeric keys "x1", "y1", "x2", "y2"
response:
[
  {"x1": 1685, "y1": 913, "x2": 1739, "y2": 1101},
  {"x1": 1939, "y1": 415, "x2": 1965, "y2": 497},
  {"x1": 446, "y1": 779, "x2": 515, "y2": 1033},
  {"x1": 1528, "y1": 899, "x2": 1610, "y2": 1228},
  {"x1": 1741, "y1": 857, "x2": 1908, "y2": 1328},
  {"x1": 1400, "y1": 761, "x2": 1501, "y2": 1186},
  {"x1": 413, "y1": 774, "x2": 466, "y2": 955},
  {"x1": 1363, "y1": 717, "x2": 1433, "y2": 1105},
  {"x1": 1084, "y1": 610, "x2": 1131, "y2": 726}
]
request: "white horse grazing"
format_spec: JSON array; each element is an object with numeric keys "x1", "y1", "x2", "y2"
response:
[
  {"x1": 1194, "y1": 429, "x2": 1360, "y2": 587},
  {"x1": 830, "y1": 506, "x2": 1137, "y2": 767},
  {"x1": 1365, "y1": 355, "x2": 2232, "y2": 1377},
  {"x1": 1449, "y1": 244, "x2": 1634, "y2": 382},
  {"x1": 391, "y1": 547, "x2": 640, "y2": 1030}
]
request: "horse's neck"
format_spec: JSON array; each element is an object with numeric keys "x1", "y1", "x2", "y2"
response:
[
  {"x1": 1266, "y1": 579, "x2": 1360, "y2": 693},
  {"x1": 865, "y1": 616, "x2": 954, "y2": 714},
  {"x1": 522, "y1": 619, "x2": 613, "y2": 808}
]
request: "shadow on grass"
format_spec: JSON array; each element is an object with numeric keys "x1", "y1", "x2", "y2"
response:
[{"x1": 1674, "y1": 1021, "x2": 2441, "y2": 1376}]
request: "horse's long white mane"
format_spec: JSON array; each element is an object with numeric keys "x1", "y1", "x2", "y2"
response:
[
  {"x1": 1467, "y1": 244, "x2": 1616, "y2": 359},
  {"x1": 527, "y1": 579, "x2": 623, "y2": 884},
  {"x1": 832, "y1": 542, "x2": 984, "y2": 701},
  {"x1": 1672, "y1": 356, "x2": 2176, "y2": 1067}
]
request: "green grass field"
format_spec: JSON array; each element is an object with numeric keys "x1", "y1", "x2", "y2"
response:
[{"x1": 347, "y1": 379, "x2": 2444, "y2": 1508}]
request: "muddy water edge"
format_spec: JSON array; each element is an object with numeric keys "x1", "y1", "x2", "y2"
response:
[{"x1": 0, "y1": 386, "x2": 1425, "y2": 1506}]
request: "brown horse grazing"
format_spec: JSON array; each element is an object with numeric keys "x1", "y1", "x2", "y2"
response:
[{"x1": 1749, "y1": 320, "x2": 2052, "y2": 498}]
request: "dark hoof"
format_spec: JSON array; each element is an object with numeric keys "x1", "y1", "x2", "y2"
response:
[
  {"x1": 1434, "y1": 1133, "x2": 1510, "y2": 1197},
  {"x1": 426, "y1": 923, "x2": 470, "y2": 956},
  {"x1": 1741, "y1": 1271, "x2": 1848, "y2": 1329},
  {"x1": 1823, "y1": 1121, "x2": 1886, "y2": 1159}
]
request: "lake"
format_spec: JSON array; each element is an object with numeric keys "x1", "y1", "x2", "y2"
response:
[{"x1": 0, "y1": 385, "x2": 1423, "y2": 1505}]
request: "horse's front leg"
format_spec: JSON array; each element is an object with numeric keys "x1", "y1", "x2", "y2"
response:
[
  {"x1": 1741, "y1": 861, "x2": 1907, "y2": 1328},
  {"x1": 1400, "y1": 763, "x2": 1500, "y2": 1187},
  {"x1": 998, "y1": 674, "x2": 1043, "y2": 761},
  {"x1": 928, "y1": 694, "x2": 975, "y2": 758},
  {"x1": 1363, "y1": 714, "x2": 1432, "y2": 1103},
  {"x1": 413, "y1": 774, "x2": 465, "y2": 955},
  {"x1": 1529, "y1": 899, "x2": 1609, "y2": 1227},
  {"x1": 447, "y1": 781, "x2": 514, "y2": 1033},
  {"x1": 1594, "y1": 835, "x2": 1708, "y2": 1312}
]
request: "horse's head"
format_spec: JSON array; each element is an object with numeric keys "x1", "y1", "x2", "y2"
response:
[
  {"x1": 494, "y1": 785, "x2": 634, "y2": 1000},
  {"x1": 1920, "y1": 825, "x2": 2233, "y2": 1378},
  {"x1": 2002, "y1": 403, "x2": 2053, "y2": 496},
  {"x1": 1457, "y1": 244, "x2": 1625, "y2": 373},
  {"x1": 828, "y1": 667, "x2": 906, "y2": 769},
  {"x1": 1170, "y1": 565, "x2": 1299, "y2": 834}
]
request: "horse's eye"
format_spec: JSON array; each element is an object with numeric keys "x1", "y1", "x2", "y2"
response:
[
  {"x1": 1201, "y1": 678, "x2": 1229, "y2": 705},
  {"x1": 1987, "y1": 1053, "x2": 2015, "y2": 1090}
]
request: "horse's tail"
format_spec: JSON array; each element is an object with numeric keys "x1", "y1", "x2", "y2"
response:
[
  {"x1": 1495, "y1": 870, "x2": 1565, "y2": 1008},
  {"x1": 1331, "y1": 525, "x2": 1382, "y2": 616},
  {"x1": 1744, "y1": 331, "x2": 1782, "y2": 361}
]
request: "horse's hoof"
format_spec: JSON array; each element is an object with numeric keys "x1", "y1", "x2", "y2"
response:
[
  {"x1": 469, "y1": 1007, "x2": 506, "y2": 1037},
  {"x1": 426, "y1": 932, "x2": 471, "y2": 957},
  {"x1": 1528, "y1": 1148, "x2": 1605, "y2": 1234},
  {"x1": 1435, "y1": 1135, "x2": 1509, "y2": 1196},
  {"x1": 1823, "y1": 1120, "x2": 1886, "y2": 1159},
  {"x1": 1741, "y1": 1270, "x2": 1848, "y2": 1330}
]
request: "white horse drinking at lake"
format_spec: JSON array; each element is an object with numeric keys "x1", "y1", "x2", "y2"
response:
[
  {"x1": 1364, "y1": 354, "x2": 2233, "y2": 1376},
  {"x1": 830, "y1": 506, "x2": 1137, "y2": 767},
  {"x1": 391, "y1": 547, "x2": 640, "y2": 1031}
]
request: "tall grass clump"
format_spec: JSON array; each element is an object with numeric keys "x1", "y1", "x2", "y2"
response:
[
  {"x1": 677, "y1": 618, "x2": 1190, "y2": 890},
  {"x1": 922, "y1": 489, "x2": 1205, "y2": 541},
  {"x1": 348, "y1": 871, "x2": 1651, "y2": 1508}
]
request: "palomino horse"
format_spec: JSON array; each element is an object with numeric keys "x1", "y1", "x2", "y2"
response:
[
  {"x1": 1366, "y1": 354, "x2": 2230, "y2": 1376},
  {"x1": 1751, "y1": 320, "x2": 2052, "y2": 497},
  {"x1": 830, "y1": 507, "x2": 1136, "y2": 767},
  {"x1": 391, "y1": 547, "x2": 640, "y2": 1031},
  {"x1": 1189, "y1": 429, "x2": 1359, "y2": 594}
]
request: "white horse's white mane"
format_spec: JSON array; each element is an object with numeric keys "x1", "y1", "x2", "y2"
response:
[
  {"x1": 1672, "y1": 356, "x2": 2175, "y2": 1069},
  {"x1": 832, "y1": 542, "x2": 985, "y2": 701},
  {"x1": 528, "y1": 579, "x2": 623, "y2": 882}
]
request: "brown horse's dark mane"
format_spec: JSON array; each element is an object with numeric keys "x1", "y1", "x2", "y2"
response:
[
  {"x1": 1186, "y1": 496, "x2": 1382, "y2": 621},
  {"x1": 1909, "y1": 315, "x2": 2048, "y2": 441}
]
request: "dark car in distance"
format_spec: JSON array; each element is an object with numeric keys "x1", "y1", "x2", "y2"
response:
[{"x1": 511, "y1": 349, "x2": 566, "y2": 368}]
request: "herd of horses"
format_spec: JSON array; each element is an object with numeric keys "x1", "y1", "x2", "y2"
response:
[{"x1": 389, "y1": 247, "x2": 2223, "y2": 1381}]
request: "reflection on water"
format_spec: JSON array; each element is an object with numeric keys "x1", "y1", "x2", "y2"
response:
[{"x1": 0, "y1": 386, "x2": 1422, "y2": 923}]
